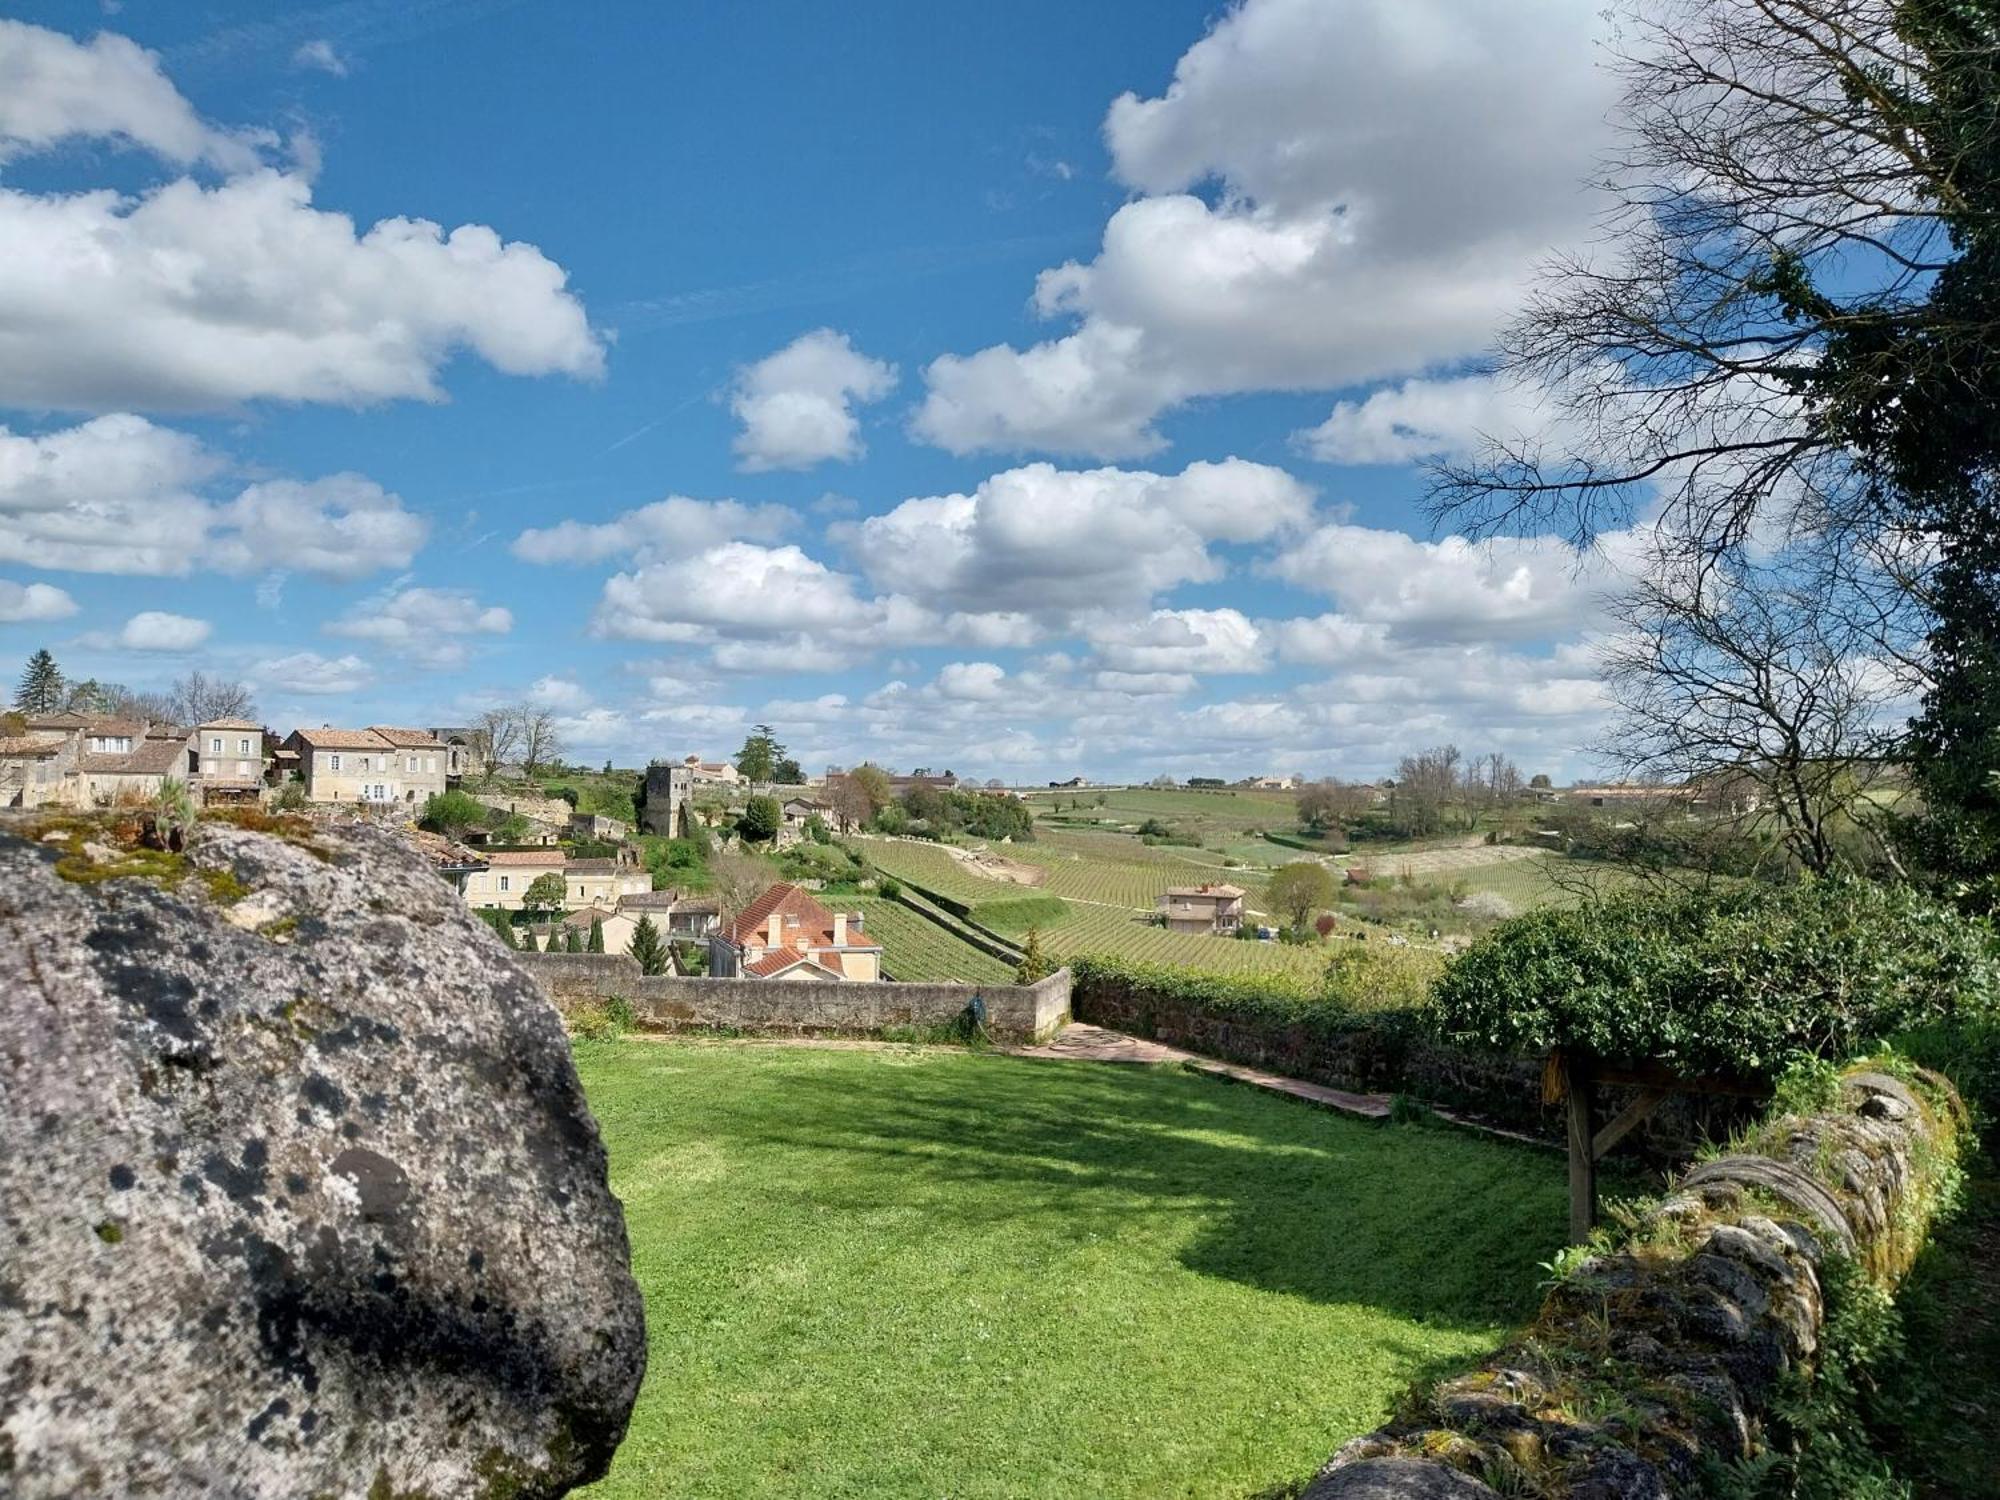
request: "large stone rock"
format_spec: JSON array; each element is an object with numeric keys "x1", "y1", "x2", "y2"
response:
[{"x1": 0, "y1": 815, "x2": 647, "y2": 1498}]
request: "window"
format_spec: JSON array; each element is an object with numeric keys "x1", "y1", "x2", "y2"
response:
[
  {"x1": 499, "y1": 875, "x2": 511, "y2": 893},
  {"x1": 407, "y1": 755, "x2": 417, "y2": 773},
  {"x1": 238, "y1": 738, "x2": 251, "y2": 755},
  {"x1": 575, "y1": 885, "x2": 585, "y2": 899},
  {"x1": 209, "y1": 737, "x2": 222, "y2": 753},
  {"x1": 237, "y1": 761, "x2": 250, "y2": 777},
  {"x1": 358, "y1": 755, "x2": 370, "y2": 772},
  {"x1": 329, "y1": 753, "x2": 342, "y2": 771}
]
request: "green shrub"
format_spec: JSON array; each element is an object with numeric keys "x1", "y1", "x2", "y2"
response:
[
  {"x1": 877, "y1": 876, "x2": 902, "y2": 900},
  {"x1": 1431, "y1": 876, "x2": 2000, "y2": 1078},
  {"x1": 420, "y1": 789, "x2": 488, "y2": 835}
]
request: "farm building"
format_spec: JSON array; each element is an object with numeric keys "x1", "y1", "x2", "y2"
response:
[{"x1": 1157, "y1": 883, "x2": 1248, "y2": 936}]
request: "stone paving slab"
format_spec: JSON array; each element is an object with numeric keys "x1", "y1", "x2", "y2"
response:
[{"x1": 1009, "y1": 1023, "x2": 1393, "y2": 1121}]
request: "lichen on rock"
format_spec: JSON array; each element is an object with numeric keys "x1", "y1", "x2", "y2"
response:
[{"x1": 0, "y1": 815, "x2": 647, "y2": 1499}]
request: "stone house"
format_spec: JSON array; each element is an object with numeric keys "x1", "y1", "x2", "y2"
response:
[
  {"x1": 0, "y1": 730, "x2": 78, "y2": 808},
  {"x1": 460, "y1": 848, "x2": 566, "y2": 911},
  {"x1": 77, "y1": 733, "x2": 189, "y2": 805},
  {"x1": 683, "y1": 754, "x2": 740, "y2": 787},
  {"x1": 427, "y1": 727, "x2": 490, "y2": 783},
  {"x1": 283, "y1": 726, "x2": 449, "y2": 805},
  {"x1": 708, "y1": 882, "x2": 883, "y2": 981},
  {"x1": 564, "y1": 856, "x2": 652, "y2": 910},
  {"x1": 1156, "y1": 883, "x2": 1247, "y2": 936},
  {"x1": 187, "y1": 718, "x2": 270, "y2": 803}
]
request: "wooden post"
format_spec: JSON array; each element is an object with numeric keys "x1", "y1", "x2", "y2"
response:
[{"x1": 1565, "y1": 1055, "x2": 1596, "y2": 1245}]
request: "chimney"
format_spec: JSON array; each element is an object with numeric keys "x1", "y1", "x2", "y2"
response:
[{"x1": 832, "y1": 911, "x2": 847, "y2": 946}]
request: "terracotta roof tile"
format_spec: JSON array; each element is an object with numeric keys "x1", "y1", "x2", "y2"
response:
[
  {"x1": 483, "y1": 850, "x2": 567, "y2": 867},
  {"x1": 291, "y1": 727, "x2": 391, "y2": 750},
  {"x1": 367, "y1": 725, "x2": 446, "y2": 748}
]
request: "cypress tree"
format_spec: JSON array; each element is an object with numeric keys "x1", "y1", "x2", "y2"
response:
[
  {"x1": 565, "y1": 927, "x2": 583, "y2": 953},
  {"x1": 587, "y1": 915, "x2": 605, "y2": 953},
  {"x1": 629, "y1": 913, "x2": 667, "y2": 976}
]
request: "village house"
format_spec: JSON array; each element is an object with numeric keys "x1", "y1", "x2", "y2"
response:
[
  {"x1": 682, "y1": 754, "x2": 740, "y2": 787},
  {"x1": 186, "y1": 718, "x2": 270, "y2": 803},
  {"x1": 1157, "y1": 883, "x2": 1248, "y2": 936},
  {"x1": 565, "y1": 855, "x2": 653, "y2": 909},
  {"x1": 2, "y1": 712, "x2": 225, "y2": 809},
  {"x1": 708, "y1": 882, "x2": 883, "y2": 981},
  {"x1": 282, "y1": 726, "x2": 449, "y2": 805},
  {"x1": 556, "y1": 890, "x2": 721, "y2": 958},
  {"x1": 460, "y1": 848, "x2": 566, "y2": 910}
]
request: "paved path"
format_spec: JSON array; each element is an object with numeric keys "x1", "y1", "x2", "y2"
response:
[{"x1": 1009, "y1": 1023, "x2": 1392, "y2": 1121}]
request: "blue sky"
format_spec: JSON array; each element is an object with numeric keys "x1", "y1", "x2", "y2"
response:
[{"x1": 0, "y1": 0, "x2": 1630, "y2": 781}]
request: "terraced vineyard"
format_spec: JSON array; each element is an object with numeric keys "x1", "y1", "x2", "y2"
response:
[
  {"x1": 847, "y1": 895, "x2": 1017, "y2": 984},
  {"x1": 853, "y1": 834, "x2": 1351, "y2": 982},
  {"x1": 1033, "y1": 906, "x2": 1333, "y2": 980}
]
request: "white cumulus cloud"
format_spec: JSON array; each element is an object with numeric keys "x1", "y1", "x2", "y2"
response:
[
  {"x1": 0, "y1": 416, "x2": 427, "y2": 579},
  {"x1": 0, "y1": 19, "x2": 270, "y2": 170},
  {"x1": 0, "y1": 579, "x2": 77, "y2": 623},
  {"x1": 248, "y1": 650, "x2": 373, "y2": 696},
  {"x1": 327, "y1": 586, "x2": 512, "y2": 669},
  {"x1": 512, "y1": 496, "x2": 791, "y2": 566},
  {"x1": 912, "y1": 0, "x2": 1615, "y2": 458},
  {"x1": 0, "y1": 170, "x2": 603, "y2": 413},
  {"x1": 116, "y1": 610, "x2": 210, "y2": 651},
  {"x1": 730, "y1": 329, "x2": 897, "y2": 471}
]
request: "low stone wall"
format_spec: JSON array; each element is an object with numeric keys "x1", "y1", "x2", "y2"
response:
[
  {"x1": 1072, "y1": 969, "x2": 1752, "y2": 1155},
  {"x1": 1303, "y1": 1066, "x2": 1968, "y2": 1498},
  {"x1": 519, "y1": 951, "x2": 1070, "y2": 1043}
]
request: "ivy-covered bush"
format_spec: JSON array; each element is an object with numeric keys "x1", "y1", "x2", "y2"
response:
[{"x1": 1430, "y1": 876, "x2": 2000, "y2": 1078}]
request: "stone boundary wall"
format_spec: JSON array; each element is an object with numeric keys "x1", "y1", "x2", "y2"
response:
[
  {"x1": 1072, "y1": 970, "x2": 1752, "y2": 1155},
  {"x1": 519, "y1": 951, "x2": 1070, "y2": 1043},
  {"x1": 1302, "y1": 1066, "x2": 1968, "y2": 1498}
]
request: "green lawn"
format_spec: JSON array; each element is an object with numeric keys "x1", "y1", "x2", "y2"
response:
[{"x1": 575, "y1": 1039, "x2": 1568, "y2": 1499}]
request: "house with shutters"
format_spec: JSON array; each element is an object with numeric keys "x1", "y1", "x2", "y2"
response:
[
  {"x1": 707, "y1": 882, "x2": 882, "y2": 981},
  {"x1": 282, "y1": 726, "x2": 449, "y2": 805}
]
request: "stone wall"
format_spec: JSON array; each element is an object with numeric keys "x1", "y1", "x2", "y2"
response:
[
  {"x1": 520, "y1": 951, "x2": 1070, "y2": 1043},
  {"x1": 1302, "y1": 1066, "x2": 1968, "y2": 1498},
  {"x1": 1072, "y1": 968, "x2": 1753, "y2": 1155}
]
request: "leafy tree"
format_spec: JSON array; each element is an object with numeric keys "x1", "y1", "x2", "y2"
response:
[
  {"x1": 737, "y1": 794, "x2": 782, "y2": 843},
  {"x1": 773, "y1": 755, "x2": 804, "y2": 784},
  {"x1": 587, "y1": 915, "x2": 605, "y2": 953},
  {"x1": 14, "y1": 649, "x2": 62, "y2": 714},
  {"x1": 628, "y1": 913, "x2": 669, "y2": 976},
  {"x1": 1015, "y1": 926, "x2": 1054, "y2": 984},
  {"x1": 521, "y1": 872, "x2": 567, "y2": 916},
  {"x1": 734, "y1": 724, "x2": 784, "y2": 783},
  {"x1": 849, "y1": 763, "x2": 893, "y2": 811},
  {"x1": 1314, "y1": 913, "x2": 1338, "y2": 940},
  {"x1": 1266, "y1": 861, "x2": 1337, "y2": 934},
  {"x1": 805, "y1": 813, "x2": 830, "y2": 844}
]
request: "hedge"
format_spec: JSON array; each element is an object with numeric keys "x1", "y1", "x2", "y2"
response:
[{"x1": 1431, "y1": 875, "x2": 2000, "y2": 1079}]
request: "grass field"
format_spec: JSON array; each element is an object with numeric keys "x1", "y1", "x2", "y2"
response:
[{"x1": 575, "y1": 1039, "x2": 1568, "y2": 1499}]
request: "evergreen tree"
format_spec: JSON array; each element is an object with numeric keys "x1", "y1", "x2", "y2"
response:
[
  {"x1": 1015, "y1": 926, "x2": 1052, "y2": 984},
  {"x1": 628, "y1": 913, "x2": 668, "y2": 976},
  {"x1": 587, "y1": 915, "x2": 606, "y2": 953},
  {"x1": 565, "y1": 927, "x2": 583, "y2": 953},
  {"x1": 734, "y1": 723, "x2": 785, "y2": 783},
  {"x1": 13, "y1": 650, "x2": 62, "y2": 714}
]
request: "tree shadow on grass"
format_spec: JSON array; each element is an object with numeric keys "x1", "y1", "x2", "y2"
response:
[{"x1": 731, "y1": 1050, "x2": 1571, "y2": 1331}]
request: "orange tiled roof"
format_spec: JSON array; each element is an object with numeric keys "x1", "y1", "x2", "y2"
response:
[
  {"x1": 291, "y1": 727, "x2": 391, "y2": 750},
  {"x1": 367, "y1": 725, "x2": 446, "y2": 748},
  {"x1": 484, "y1": 849, "x2": 566, "y2": 866}
]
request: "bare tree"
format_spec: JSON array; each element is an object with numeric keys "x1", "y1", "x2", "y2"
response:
[
  {"x1": 708, "y1": 851, "x2": 773, "y2": 923},
  {"x1": 518, "y1": 709, "x2": 561, "y2": 777},
  {"x1": 471, "y1": 708, "x2": 520, "y2": 779},
  {"x1": 1598, "y1": 547, "x2": 1907, "y2": 875},
  {"x1": 168, "y1": 671, "x2": 255, "y2": 726}
]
